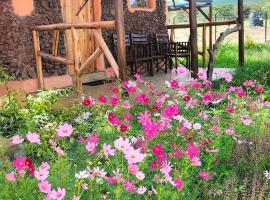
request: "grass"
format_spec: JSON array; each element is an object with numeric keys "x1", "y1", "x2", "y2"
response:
[{"x1": 212, "y1": 42, "x2": 270, "y2": 68}]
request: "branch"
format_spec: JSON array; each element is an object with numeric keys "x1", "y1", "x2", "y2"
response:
[{"x1": 207, "y1": 24, "x2": 242, "y2": 81}]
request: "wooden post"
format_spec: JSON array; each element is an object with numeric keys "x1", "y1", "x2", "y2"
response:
[
  {"x1": 265, "y1": 12, "x2": 268, "y2": 42},
  {"x1": 238, "y1": 0, "x2": 244, "y2": 66},
  {"x1": 202, "y1": 25, "x2": 207, "y2": 68},
  {"x1": 209, "y1": 6, "x2": 213, "y2": 51},
  {"x1": 114, "y1": 0, "x2": 127, "y2": 81},
  {"x1": 52, "y1": 30, "x2": 60, "y2": 56},
  {"x1": 71, "y1": 28, "x2": 83, "y2": 95},
  {"x1": 189, "y1": 0, "x2": 198, "y2": 77},
  {"x1": 32, "y1": 30, "x2": 44, "y2": 89}
]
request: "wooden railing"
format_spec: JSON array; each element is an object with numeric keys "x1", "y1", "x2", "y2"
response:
[{"x1": 31, "y1": 21, "x2": 119, "y2": 95}]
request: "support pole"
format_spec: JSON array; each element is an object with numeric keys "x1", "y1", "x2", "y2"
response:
[
  {"x1": 265, "y1": 12, "x2": 268, "y2": 42},
  {"x1": 202, "y1": 26, "x2": 207, "y2": 68},
  {"x1": 189, "y1": 0, "x2": 199, "y2": 77},
  {"x1": 209, "y1": 6, "x2": 213, "y2": 51},
  {"x1": 114, "y1": 0, "x2": 127, "y2": 81},
  {"x1": 238, "y1": 0, "x2": 244, "y2": 66},
  {"x1": 32, "y1": 30, "x2": 44, "y2": 89}
]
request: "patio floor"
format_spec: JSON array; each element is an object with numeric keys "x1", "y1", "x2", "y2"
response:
[{"x1": 58, "y1": 68, "x2": 235, "y2": 108}]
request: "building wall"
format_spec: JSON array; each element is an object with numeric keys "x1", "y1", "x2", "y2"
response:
[
  {"x1": 0, "y1": 0, "x2": 66, "y2": 80},
  {"x1": 102, "y1": 0, "x2": 168, "y2": 64}
]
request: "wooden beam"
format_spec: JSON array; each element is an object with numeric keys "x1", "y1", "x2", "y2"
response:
[
  {"x1": 32, "y1": 30, "x2": 44, "y2": 89},
  {"x1": 114, "y1": 0, "x2": 127, "y2": 81},
  {"x1": 202, "y1": 25, "x2": 207, "y2": 68},
  {"x1": 92, "y1": 30, "x2": 119, "y2": 78},
  {"x1": 197, "y1": 7, "x2": 210, "y2": 21},
  {"x1": 209, "y1": 6, "x2": 213, "y2": 51},
  {"x1": 52, "y1": 30, "x2": 60, "y2": 56},
  {"x1": 78, "y1": 48, "x2": 103, "y2": 77},
  {"x1": 238, "y1": 0, "x2": 244, "y2": 66},
  {"x1": 31, "y1": 21, "x2": 116, "y2": 31},
  {"x1": 189, "y1": 0, "x2": 199, "y2": 78},
  {"x1": 76, "y1": 0, "x2": 89, "y2": 16},
  {"x1": 71, "y1": 28, "x2": 83, "y2": 95},
  {"x1": 37, "y1": 51, "x2": 74, "y2": 65},
  {"x1": 167, "y1": 20, "x2": 237, "y2": 29}
]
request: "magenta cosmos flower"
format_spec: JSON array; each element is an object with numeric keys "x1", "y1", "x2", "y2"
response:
[
  {"x1": 199, "y1": 170, "x2": 211, "y2": 179},
  {"x1": 11, "y1": 135, "x2": 24, "y2": 145},
  {"x1": 26, "y1": 132, "x2": 41, "y2": 144},
  {"x1": 98, "y1": 95, "x2": 107, "y2": 104},
  {"x1": 56, "y1": 123, "x2": 73, "y2": 137},
  {"x1": 174, "y1": 178, "x2": 184, "y2": 191},
  {"x1": 13, "y1": 157, "x2": 27, "y2": 171},
  {"x1": 38, "y1": 181, "x2": 51, "y2": 194},
  {"x1": 187, "y1": 143, "x2": 200, "y2": 158}
]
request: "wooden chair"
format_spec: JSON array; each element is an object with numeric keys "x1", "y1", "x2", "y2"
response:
[
  {"x1": 130, "y1": 33, "x2": 153, "y2": 76},
  {"x1": 113, "y1": 33, "x2": 133, "y2": 75},
  {"x1": 168, "y1": 39, "x2": 191, "y2": 70},
  {"x1": 153, "y1": 34, "x2": 169, "y2": 73}
]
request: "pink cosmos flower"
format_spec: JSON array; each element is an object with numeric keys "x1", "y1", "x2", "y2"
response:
[
  {"x1": 26, "y1": 132, "x2": 41, "y2": 144},
  {"x1": 122, "y1": 101, "x2": 131, "y2": 109},
  {"x1": 175, "y1": 65, "x2": 189, "y2": 77},
  {"x1": 98, "y1": 95, "x2": 107, "y2": 104},
  {"x1": 226, "y1": 105, "x2": 235, "y2": 113},
  {"x1": 224, "y1": 73, "x2": 233, "y2": 83},
  {"x1": 93, "y1": 167, "x2": 107, "y2": 178},
  {"x1": 125, "y1": 148, "x2": 146, "y2": 164},
  {"x1": 128, "y1": 164, "x2": 138, "y2": 175},
  {"x1": 162, "y1": 105, "x2": 179, "y2": 119},
  {"x1": 110, "y1": 95, "x2": 119, "y2": 106},
  {"x1": 56, "y1": 123, "x2": 73, "y2": 137},
  {"x1": 190, "y1": 157, "x2": 202, "y2": 166},
  {"x1": 38, "y1": 181, "x2": 51, "y2": 194},
  {"x1": 136, "y1": 171, "x2": 145, "y2": 180},
  {"x1": 160, "y1": 161, "x2": 172, "y2": 176},
  {"x1": 135, "y1": 93, "x2": 150, "y2": 105},
  {"x1": 137, "y1": 186, "x2": 147, "y2": 195},
  {"x1": 123, "y1": 180, "x2": 135, "y2": 193},
  {"x1": 114, "y1": 137, "x2": 131, "y2": 152},
  {"x1": 236, "y1": 87, "x2": 246, "y2": 98},
  {"x1": 34, "y1": 169, "x2": 49, "y2": 181},
  {"x1": 123, "y1": 113, "x2": 133, "y2": 120},
  {"x1": 264, "y1": 170, "x2": 270, "y2": 179},
  {"x1": 193, "y1": 123, "x2": 202, "y2": 130},
  {"x1": 50, "y1": 187, "x2": 66, "y2": 200},
  {"x1": 202, "y1": 93, "x2": 212, "y2": 105},
  {"x1": 5, "y1": 172, "x2": 16, "y2": 182},
  {"x1": 12, "y1": 135, "x2": 24, "y2": 145},
  {"x1": 102, "y1": 144, "x2": 115, "y2": 159},
  {"x1": 40, "y1": 162, "x2": 50, "y2": 171},
  {"x1": 138, "y1": 111, "x2": 151, "y2": 125},
  {"x1": 13, "y1": 157, "x2": 26, "y2": 171},
  {"x1": 243, "y1": 80, "x2": 256, "y2": 87},
  {"x1": 82, "y1": 183, "x2": 89, "y2": 190},
  {"x1": 174, "y1": 178, "x2": 184, "y2": 191},
  {"x1": 107, "y1": 177, "x2": 117, "y2": 184},
  {"x1": 191, "y1": 80, "x2": 202, "y2": 90},
  {"x1": 72, "y1": 196, "x2": 80, "y2": 200},
  {"x1": 142, "y1": 120, "x2": 159, "y2": 140},
  {"x1": 199, "y1": 170, "x2": 211, "y2": 179},
  {"x1": 187, "y1": 143, "x2": 200, "y2": 158},
  {"x1": 152, "y1": 144, "x2": 164, "y2": 156},
  {"x1": 198, "y1": 70, "x2": 207, "y2": 80},
  {"x1": 240, "y1": 114, "x2": 252, "y2": 125},
  {"x1": 86, "y1": 142, "x2": 96, "y2": 154}
]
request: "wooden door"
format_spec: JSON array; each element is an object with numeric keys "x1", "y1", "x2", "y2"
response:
[{"x1": 60, "y1": 0, "x2": 104, "y2": 75}]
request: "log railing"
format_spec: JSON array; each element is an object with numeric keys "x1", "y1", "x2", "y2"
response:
[{"x1": 31, "y1": 21, "x2": 119, "y2": 95}]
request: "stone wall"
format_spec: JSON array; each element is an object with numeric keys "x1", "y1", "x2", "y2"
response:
[
  {"x1": 0, "y1": 0, "x2": 66, "y2": 80},
  {"x1": 102, "y1": 0, "x2": 168, "y2": 62}
]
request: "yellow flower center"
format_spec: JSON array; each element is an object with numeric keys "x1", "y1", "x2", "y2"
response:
[
  {"x1": 63, "y1": 129, "x2": 67, "y2": 133},
  {"x1": 130, "y1": 153, "x2": 136, "y2": 158},
  {"x1": 42, "y1": 185, "x2": 47, "y2": 190}
]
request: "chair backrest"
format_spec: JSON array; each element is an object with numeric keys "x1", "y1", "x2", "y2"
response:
[
  {"x1": 113, "y1": 33, "x2": 131, "y2": 46},
  {"x1": 130, "y1": 33, "x2": 149, "y2": 44},
  {"x1": 156, "y1": 34, "x2": 169, "y2": 43}
]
